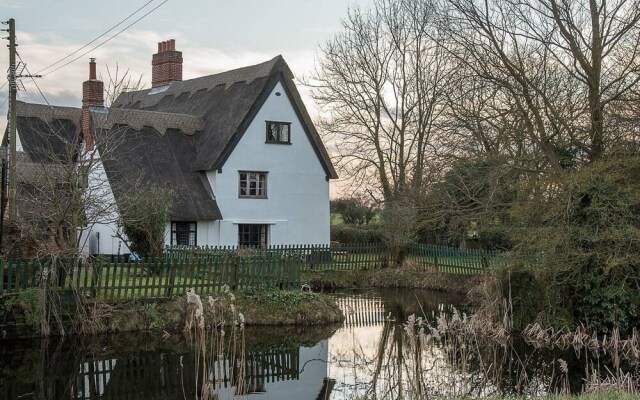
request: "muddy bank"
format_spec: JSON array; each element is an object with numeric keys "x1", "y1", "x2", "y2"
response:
[
  {"x1": 0, "y1": 289, "x2": 344, "y2": 339},
  {"x1": 302, "y1": 264, "x2": 483, "y2": 295}
]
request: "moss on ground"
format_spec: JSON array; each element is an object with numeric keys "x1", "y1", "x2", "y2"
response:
[
  {"x1": 235, "y1": 289, "x2": 343, "y2": 325},
  {"x1": 302, "y1": 263, "x2": 483, "y2": 295}
]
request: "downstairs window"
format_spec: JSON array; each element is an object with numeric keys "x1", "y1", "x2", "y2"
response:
[
  {"x1": 171, "y1": 222, "x2": 197, "y2": 246},
  {"x1": 238, "y1": 224, "x2": 268, "y2": 247}
]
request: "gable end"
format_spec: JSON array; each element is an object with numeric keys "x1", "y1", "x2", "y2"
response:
[{"x1": 211, "y1": 73, "x2": 338, "y2": 179}]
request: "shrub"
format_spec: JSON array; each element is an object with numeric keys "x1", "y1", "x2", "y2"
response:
[
  {"x1": 478, "y1": 226, "x2": 513, "y2": 251},
  {"x1": 330, "y1": 223, "x2": 384, "y2": 244}
]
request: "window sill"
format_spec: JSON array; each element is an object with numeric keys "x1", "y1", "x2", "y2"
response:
[
  {"x1": 265, "y1": 141, "x2": 292, "y2": 145},
  {"x1": 238, "y1": 196, "x2": 268, "y2": 199}
]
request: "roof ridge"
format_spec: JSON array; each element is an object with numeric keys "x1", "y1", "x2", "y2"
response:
[
  {"x1": 16, "y1": 101, "x2": 82, "y2": 123},
  {"x1": 100, "y1": 107, "x2": 204, "y2": 135},
  {"x1": 111, "y1": 55, "x2": 286, "y2": 110}
]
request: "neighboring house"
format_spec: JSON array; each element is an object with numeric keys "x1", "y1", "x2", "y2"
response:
[
  {"x1": 8, "y1": 40, "x2": 337, "y2": 256},
  {"x1": 1, "y1": 103, "x2": 82, "y2": 255}
]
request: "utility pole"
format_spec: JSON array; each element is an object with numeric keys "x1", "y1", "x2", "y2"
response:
[
  {"x1": 2, "y1": 19, "x2": 39, "y2": 225},
  {"x1": 7, "y1": 18, "x2": 17, "y2": 221}
]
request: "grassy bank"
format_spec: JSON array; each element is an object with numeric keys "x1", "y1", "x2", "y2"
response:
[
  {"x1": 302, "y1": 263, "x2": 483, "y2": 295},
  {"x1": 351, "y1": 393, "x2": 639, "y2": 400},
  {"x1": 0, "y1": 288, "x2": 343, "y2": 338}
]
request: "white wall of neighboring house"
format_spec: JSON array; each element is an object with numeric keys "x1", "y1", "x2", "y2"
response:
[
  {"x1": 79, "y1": 147, "x2": 133, "y2": 256},
  {"x1": 206, "y1": 80, "x2": 331, "y2": 246},
  {"x1": 15, "y1": 128, "x2": 24, "y2": 152}
]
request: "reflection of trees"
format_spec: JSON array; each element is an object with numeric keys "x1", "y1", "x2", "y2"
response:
[{"x1": 330, "y1": 291, "x2": 614, "y2": 399}]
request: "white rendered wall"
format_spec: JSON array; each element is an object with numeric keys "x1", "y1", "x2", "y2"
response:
[
  {"x1": 78, "y1": 148, "x2": 132, "y2": 256},
  {"x1": 206, "y1": 81, "x2": 331, "y2": 246}
]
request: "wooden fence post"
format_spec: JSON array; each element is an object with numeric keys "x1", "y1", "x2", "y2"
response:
[
  {"x1": 232, "y1": 255, "x2": 239, "y2": 291},
  {"x1": 166, "y1": 260, "x2": 177, "y2": 297},
  {"x1": 0, "y1": 259, "x2": 4, "y2": 296},
  {"x1": 434, "y1": 252, "x2": 439, "y2": 272},
  {"x1": 90, "y1": 262, "x2": 100, "y2": 299},
  {"x1": 481, "y1": 255, "x2": 488, "y2": 270}
]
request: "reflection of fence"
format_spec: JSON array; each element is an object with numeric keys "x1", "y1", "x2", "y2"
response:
[
  {"x1": 335, "y1": 295, "x2": 387, "y2": 327},
  {"x1": 3, "y1": 347, "x2": 300, "y2": 400},
  {"x1": 0, "y1": 256, "x2": 300, "y2": 299}
]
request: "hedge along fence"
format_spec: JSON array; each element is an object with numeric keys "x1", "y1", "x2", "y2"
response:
[
  {"x1": 0, "y1": 254, "x2": 301, "y2": 300},
  {"x1": 165, "y1": 243, "x2": 506, "y2": 273},
  {"x1": 165, "y1": 243, "x2": 390, "y2": 271},
  {"x1": 406, "y1": 244, "x2": 507, "y2": 274}
]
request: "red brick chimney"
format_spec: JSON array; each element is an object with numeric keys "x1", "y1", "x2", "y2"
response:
[
  {"x1": 82, "y1": 58, "x2": 104, "y2": 150},
  {"x1": 152, "y1": 39, "x2": 183, "y2": 87}
]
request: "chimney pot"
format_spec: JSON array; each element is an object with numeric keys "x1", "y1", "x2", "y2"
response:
[
  {"x1": 82, "y1": 58, "x2": 104, "y2": 150},
  {"x1": 89, "y1": 58, "x2": 97, "y2": 80},
  {"x1": 152, "y1": 39, "x2": 183, "y2": 87}
]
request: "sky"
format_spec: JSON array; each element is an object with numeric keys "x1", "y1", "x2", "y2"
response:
[{"x1": 0, "y1": 0, "x2": 373, "y2": 195}]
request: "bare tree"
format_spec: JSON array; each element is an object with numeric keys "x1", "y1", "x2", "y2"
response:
[
  {"x1": 437, "y1": 0, "x2": 640, "y2": 167},
  {"x1": 310, "y1": 0, "x2": 453, "y2": 202},
  {"x1": 6, "y1": 66, "x2": 147, "y2": 257}
]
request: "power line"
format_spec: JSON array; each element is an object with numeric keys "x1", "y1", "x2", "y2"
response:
[
  {"x1": 17, "y1": 51, "x2": 51, "y2": 107},
  {"x1": 41, "y1": 0, "x2": 170, "y2": 77},
  {"x1": 35, "y1": 0, "x2": 157, "y2": 75}
]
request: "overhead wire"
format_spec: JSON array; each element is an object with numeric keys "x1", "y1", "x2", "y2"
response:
[
  {"x1": 40, "y1": 0, "x2": 170, "y2": 77},
  {"x1": 17, "y1": 51, "x2": 51, "y2": 107},
  {"x1": 34, "y1": 0, "x2": 157, "y2": 75}
]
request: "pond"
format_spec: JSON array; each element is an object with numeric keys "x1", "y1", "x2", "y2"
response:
[{"x1": 0, "y1": 288, "x2": 634, "y2": 399}]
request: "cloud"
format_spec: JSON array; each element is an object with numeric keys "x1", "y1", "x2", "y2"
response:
[{"x1": 2, "y1": 0, "x2": 26, "y2": 8}]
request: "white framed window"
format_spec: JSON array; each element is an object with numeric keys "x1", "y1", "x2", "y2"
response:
[{"x1": 238, "y1": 171, "x2": 267, "y2": 198}]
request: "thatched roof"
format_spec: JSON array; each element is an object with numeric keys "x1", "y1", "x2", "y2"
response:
[
  {"x1": 110, "y1": 55, "x2": 337, "y2": 177},
  {"x1": 12, "y1": 101, "x2": 81, "y2": 163},
  {"x1": 94, "y1": 123, "x2": 221, "y2": 221}
]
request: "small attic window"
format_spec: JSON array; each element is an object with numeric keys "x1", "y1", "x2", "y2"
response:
[
  {"x1": 266, "y1": 121, "x2": 291, "y2": 144},
  {"x1": 148, "y1": 83, "x2": 171, "y2": 95}
]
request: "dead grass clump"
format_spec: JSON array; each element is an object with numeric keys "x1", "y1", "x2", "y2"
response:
[{"x1": 183, "y1": 286, "x2": 245, "y2": 400}]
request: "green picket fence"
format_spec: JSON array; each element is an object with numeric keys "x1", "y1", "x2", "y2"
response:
[
  {"x1": 406, "y1": 244, "x2": 506, "y2": 274},
  {"x1": 165, "y1": 243, "x2": 389, "y2": 271},
  {"x1": 0, "y1": 255, "x2": 301, "y2": 300},
  {"x1": 0, "y1": 244, "x2": 506, "y2": 299}
]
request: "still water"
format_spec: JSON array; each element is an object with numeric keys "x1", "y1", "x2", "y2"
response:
[{"x1": 0, "y1": 289, "x2": 629, "y2": 399}]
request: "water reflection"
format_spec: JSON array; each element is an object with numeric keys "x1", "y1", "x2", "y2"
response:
[
  {"x1": 328, "y1": 289, "x2": 467, "y2": 399},
  {"x1": 0, "y1": 289, "x2": 634, "y2": 399},
  {"x1": 0, "y1": 326, "x2": 335, "y2": 400},
  {"x1": 327, "y1": 289, "x2": 636, "y2": 399}
]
